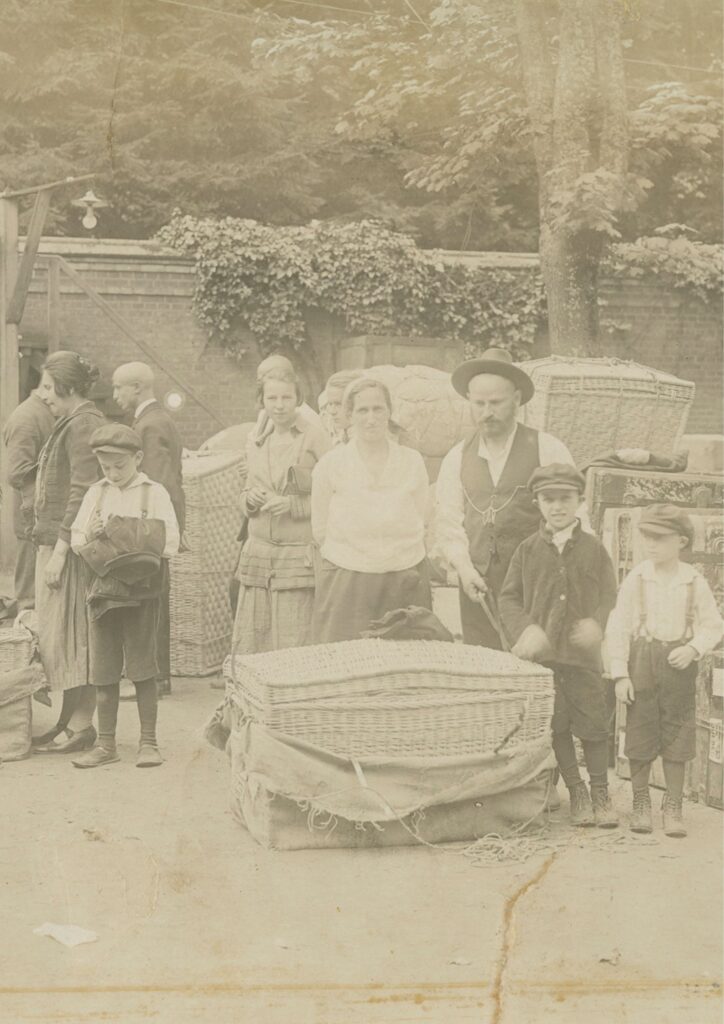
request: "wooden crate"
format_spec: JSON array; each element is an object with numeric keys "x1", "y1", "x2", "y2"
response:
[{"x1": 585, "y1": 466, "x2": 723, "y2": 535}]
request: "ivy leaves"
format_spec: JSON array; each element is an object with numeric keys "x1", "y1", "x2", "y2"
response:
[
  {"x1": 158, "y1": 213, "x2": 722, "y2": 361},
  {"x1": 158, "y1": 214, "x2": 547, "y2": 359}
]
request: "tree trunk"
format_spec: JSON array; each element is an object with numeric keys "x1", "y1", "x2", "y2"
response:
[
  {"x1": 539, "y1": 225, "x2": 602, "y2": 356},
  {"x1": 516, "y1": 0, "x2": 627, "y2": 357}
]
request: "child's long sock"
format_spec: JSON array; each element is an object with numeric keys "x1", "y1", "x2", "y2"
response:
[
  {"x1": 552, "y1": 731, "x2": 582, "y2": 789},
  {"x1": 662, "y1": 759, "x2": 685, "y2": 801},
  {"x1": 582, "y1": 739, "x2": 609, "y2": 789},
  {"x1": 96, "y1": 685, "x2": 120, "y2": 752},
  {"x1": 134, "y1": 678, "x2": 158, "y2": 747},
  {"x1": 628, "y1": 758, "x2": 652, "y2": 792}
]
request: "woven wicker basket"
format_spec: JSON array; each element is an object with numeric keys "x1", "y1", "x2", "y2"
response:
[
  {"x1": 0, "y1": 623, "x2": 33, "y2": 673},
  {"x1": 169, "y1": 450, "x2": 245, "y2": 676},
  {"x1": 225, "y1": 639, "x2": 554, "y2": 759},
  {"x1": 518, "y1": 357, "x2": 695, "y2": 467},
  {"x1": 170, "y1": 633, "x2": 230, "y2": 678}
]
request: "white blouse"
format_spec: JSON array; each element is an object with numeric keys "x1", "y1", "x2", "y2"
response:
[{"x1": 312, "y1": 440, "x2": 429, "y2": 574}]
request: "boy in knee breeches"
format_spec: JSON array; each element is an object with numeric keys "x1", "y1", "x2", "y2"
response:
[
  {"x1": 499, "y1": 464, "x2": 619, "y2": 828},
  {"x1": 606, "y1": 504, "x2": 723, "y2": 837},
  {"x1": 69, "y1": 424, "x2": 180, "y2": 769}
]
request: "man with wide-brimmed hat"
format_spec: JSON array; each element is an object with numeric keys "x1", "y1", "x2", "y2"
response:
[{"x1": 435, "y1": 348, "x2": 581, "y2": 649}]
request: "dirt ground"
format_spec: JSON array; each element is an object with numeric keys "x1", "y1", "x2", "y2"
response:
[{"x1": 1, "y1": 676, "x2": 722, "y2": 1024}]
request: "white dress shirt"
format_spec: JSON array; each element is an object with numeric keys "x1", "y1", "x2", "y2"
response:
[
  {"x1": 71, "y1": 472, "x2": 180, "y2": 559},
  {"x1": 133, "y1": 398, "x2": 157, "y2": 420},
  {"x1": 605, "y1": 560, "x2": 724, "y2": 679},
  {"x1": 312, "y1": 439, "x2": 428, "y2": 573},
  {"x1": 434, "y1": 423, "x2": 587, "y2": 576}
]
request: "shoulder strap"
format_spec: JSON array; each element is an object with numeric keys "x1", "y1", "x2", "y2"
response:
[
  {"x1": 637, "y1": 573, "x2": 649, "y2": 638},
  {"x1": 140, "y1": 480, "x2": 152, "y2": 518},
  {"x1": 684, "y1": 578, "x2": 696, "y2": 639}
]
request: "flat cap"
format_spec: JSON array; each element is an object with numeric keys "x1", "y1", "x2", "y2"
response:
[
  {"x1": 638, "y1": 503, "x2": 694, "y2": 545},
  {"x1": 90, "y1": 423, "x2": 143, "y2": 454},
  {"x1": 528, "y1": 462, "x2": 586, "y2": 494}
]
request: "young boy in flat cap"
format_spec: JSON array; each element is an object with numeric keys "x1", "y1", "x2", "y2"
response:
[
  {"x1": 69, "y1": 424, "x2": 180, "y2": 769},
  {"x1": 606, "y1": 504, "x2": 723, "y2": 837},
  {"x1": 499, "y1": 463, "x2": 619, "y2": 827}
]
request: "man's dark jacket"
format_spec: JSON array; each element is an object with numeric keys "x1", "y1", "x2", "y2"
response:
[
  {"x1": 133, "y1": 400, "x2": 185, "y2": 531},
  {"x1": 2, "y1": 393, "x2": 55, "y2": 538}
]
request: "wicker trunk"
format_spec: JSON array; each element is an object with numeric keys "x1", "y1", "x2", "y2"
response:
[
  {"x1": 225, "y1": 639, "x2": 554, "y2": 759},
  {"x1": 518, "y1": 357, "x2": 695, "y2": 468},
  {"x1": 169, "y1": 451, "x2": 246, "y2": 676}
]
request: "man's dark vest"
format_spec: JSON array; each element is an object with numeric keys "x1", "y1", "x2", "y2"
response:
[{"x1": 460, "y1": 423, "x2": 541, "y2": 584}]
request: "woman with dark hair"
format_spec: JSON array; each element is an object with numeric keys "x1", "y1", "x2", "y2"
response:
[
  {"x1": 231, "y1": 367, "x2": 331, "y2": 654},
  {"x1": 311, "y1": 376, "x2": 432, "y2": 644},
  {"x1": 32, "y1": 350, "x2": 106, "y2": 754}
]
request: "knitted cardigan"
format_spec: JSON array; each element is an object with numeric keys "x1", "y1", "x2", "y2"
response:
[
  {"x1": 498, "y1": 521, "x2": 618, "y2": 670},
  {"x1": 33, "y1": 402, "x2": 105, "y2": 546}
]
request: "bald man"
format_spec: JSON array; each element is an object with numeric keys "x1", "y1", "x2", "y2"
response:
[{"x1": 113, "y1": 362, "x2": 185, "y2": 698}]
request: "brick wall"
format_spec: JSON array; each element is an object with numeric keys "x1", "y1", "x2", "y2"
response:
[{"x1": 18, "y1": 240, "x2": 722, "y2": 450}]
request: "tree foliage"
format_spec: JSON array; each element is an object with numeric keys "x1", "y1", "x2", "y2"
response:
[{"x1": 0, "y1": 0, "x2": 720, "y2": 250}]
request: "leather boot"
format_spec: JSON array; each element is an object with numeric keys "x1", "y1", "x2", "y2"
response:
[{"x1": 568, "y1": 781, "x2": 595, "y2": 826}]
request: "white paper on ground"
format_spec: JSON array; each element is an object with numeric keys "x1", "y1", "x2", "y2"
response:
[{"x1": 33, "y1": 923, "x2": 98, "y2": 947}]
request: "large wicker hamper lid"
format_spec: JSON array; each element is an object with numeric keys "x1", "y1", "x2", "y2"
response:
[
  {"x1": 226, "y1": 638, "x2": 552, "y2": 696},
  {"x1": 518, "y1": 356, "x2": 694, "y2": 392}
]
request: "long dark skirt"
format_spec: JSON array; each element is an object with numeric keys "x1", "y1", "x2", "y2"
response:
[{"x1": 312, "y1": 558, "x2": 432, "y2": 645}]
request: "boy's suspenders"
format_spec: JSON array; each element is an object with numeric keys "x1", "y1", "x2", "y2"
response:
[
  {"x1": 683, "y1": 578, "x2": 696, "y2": 642},
  {"x1": 139, "y1": 480, "x2": 151, "y2": 519},
  {"x1": 89, "y1": 479, "x2": 152, "y2": 527},
  {"x1": 636, "y1": 573, "x2": 696, "y2": 643},
  {"x1": 636, "y1": 575, "x2": 650, "y2": 641}
]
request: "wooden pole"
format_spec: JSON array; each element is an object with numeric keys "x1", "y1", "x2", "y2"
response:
[
  {"x1": 0, "y1": 173, "x2": 95, "y2": 201},
  {"x1": 47, "y1": 256, "x2": 61, "y2": 351},
  {"x1": 7, "y1": 189, "x2": 52, "y2": 325},
  {"x1": 0, "y1": 198, "x2": 20, "y2": 572}
]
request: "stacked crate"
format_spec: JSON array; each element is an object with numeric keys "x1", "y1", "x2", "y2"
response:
[{"x1": 170, "y1": 450, "x2": 246, "y2": 676}]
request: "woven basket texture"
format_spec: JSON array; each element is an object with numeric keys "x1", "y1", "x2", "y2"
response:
[
  {"x1": 518, "y1": 357, "x2": 694, "y2": 467},
  {"x1": 0, "y1": 626, "x2": 32, "y2": 673},
  {"x1": 225, "y1": 639, "x2": 554, "y2": 758},
  {"x1": 170, "y1": 450, "x2": 246, "y2": 675},
  {"x1": 170, "y1": 633, "x2": 230, "y2": 677}
]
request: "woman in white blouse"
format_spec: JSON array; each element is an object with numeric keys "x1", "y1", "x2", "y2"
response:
[{"x1": 311, "y1": 377, "x2": 431, "y2": 643}]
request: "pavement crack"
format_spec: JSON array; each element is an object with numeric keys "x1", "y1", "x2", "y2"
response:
[{"x1": 490, "y1": 851, "x2": 557, "y2": 1024}]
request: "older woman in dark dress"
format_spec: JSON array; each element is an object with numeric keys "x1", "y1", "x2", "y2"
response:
[
  {"x1": 32, "y1": 351, "x2": 105, "y2": 754},
  {"x1": 311, "y1": 377, "x2": 431, "y2": 643}
]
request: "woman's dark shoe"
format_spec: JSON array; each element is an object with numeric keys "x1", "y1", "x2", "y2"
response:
[
  {"x1": 32, "y1": 723, "x2": 69, "y2": 747},
  {"x1": 34, "y1": 726, "x2": 97, "y2": 754}
]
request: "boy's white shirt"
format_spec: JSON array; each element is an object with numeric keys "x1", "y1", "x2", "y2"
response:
[
  {"x1": 605, "y1": 559, "x2": 724, "y2": 679},
  {"x1": 71, "y1": 471, "x2": 180, "y2": 559},
  {"x1": 550, "y1": 520, "x2": 577, "y2": 553}
]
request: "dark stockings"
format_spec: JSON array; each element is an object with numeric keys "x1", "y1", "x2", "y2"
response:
[
  {"x1": 553, "y1": 731, "x2": 609, "y2": 790},
  {"x1": 96, "y1": 678, "x2": 158, "y2": 751}
]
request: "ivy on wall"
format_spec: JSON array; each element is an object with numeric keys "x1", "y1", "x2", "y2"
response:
[{"x1": 157, "y1": 214, "x2": 722, "y2": 362}]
